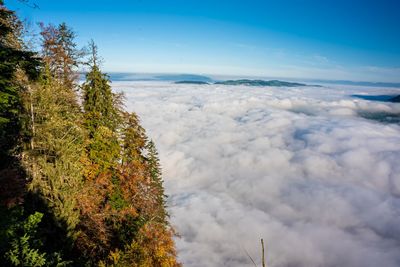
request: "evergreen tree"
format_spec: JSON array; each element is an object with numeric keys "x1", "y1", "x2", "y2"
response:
[
  {"x1": 3, "y1": 211, "x2": 47, "y2": 267},
  {"x1": 82, "y1": 41, "x2": 120, "y2": 137},
  {"x1": 24, "y1": 68, "x2": 85, "y2": 234},
  {"x1": 146, "y1": 140, "x2": 168, "y2": 222},
  {"x1": 21, "y1": 20, "x2": 85, "y2": 237},
  {"x1": 121, "y1": 112, "x2": 147, "y2": 166},
  {"x1": 0, "y1": 4, "x2": 72, "y2": 266},
  {"x1": 79, "y1": 41, "x2": 180, "y2": 266},
  {"x1": 1, "y1": 3, "x2": 181, "y2": 265},
  {"x1": 18, "y1": 35, "x2": 86, "y2": 265},
  {"x1": 39, "y1": 22, "x2": 83, "y2": 89},
  {"x1": 0, "y1": 3, "x2": 40, "y2": 165},
  {"x1": 78, "y1": 41, "x2": 126, "y2": 262}
]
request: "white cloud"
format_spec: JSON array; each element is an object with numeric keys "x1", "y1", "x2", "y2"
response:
[
  {"x1": 312, "y1": 54, "x2": 329, "y2": 64},
  {"x1": 113, "y1": 81, "x2": 400, "y2": 267}
]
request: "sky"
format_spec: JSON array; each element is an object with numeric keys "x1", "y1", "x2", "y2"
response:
[{"x1": 6, "y1": 0, "x2": 400, "y2": 82}]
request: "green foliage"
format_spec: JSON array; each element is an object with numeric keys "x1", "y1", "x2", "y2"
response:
[
  {"x1": 4, "y1": 211, "x2": 46, "y2": 267},
  {"x1": 121, "y1": 112, "x2": 147, "y2": 165},
  {"x1": 147, "y1": 140, "x2": 162, "y2": 183},
  {"x1": 88, "y1": 125, "x2": 120, "y2": 172},
  {"x1": 39, "y1": 22, "x2": 83, "y2": 88},
  {"x1": 0, "y1": 207, "x2": 71, "y2": 267},
  {"x1": 109, "y1": 187, "x2": 129, "y2": 211},
  {"x1": 25, "y1": 69, "x2": 85, "y2": 234},
  {"x1": 82, "y1": 42, "x2": 120, "y2": 137},
  {"x1": 0, "y1": 4, "x2": 40, "y2": 164},
  {"x1": 82, "y1": 66, "x2": 120, "y2": 135},
  {"x1": 1, "y1": 3, "x2": 180, "y2": 266},
  {"x1": 79, "y1": 48, "x2": 180, "y2": 265},
  {"x1": 146, "y1": 140, "x2": 168, "y2": 222}
]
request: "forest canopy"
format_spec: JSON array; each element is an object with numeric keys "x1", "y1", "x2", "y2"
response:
[{"x1": 0, "y1": 2, "x2": 180, "y2": 266}]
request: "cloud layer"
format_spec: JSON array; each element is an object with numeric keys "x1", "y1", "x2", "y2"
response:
[{"x1": 113, "y1": 81, "x2": 400, "y2": 267}]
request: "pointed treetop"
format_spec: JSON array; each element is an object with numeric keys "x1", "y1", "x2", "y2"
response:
[{"x1": 87, "y1": 39, "x2": 103, "y2": 68}]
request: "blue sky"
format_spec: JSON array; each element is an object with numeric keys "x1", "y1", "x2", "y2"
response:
[{"x1": 6, "y1": 0, "x2": 400, "y2": 82}]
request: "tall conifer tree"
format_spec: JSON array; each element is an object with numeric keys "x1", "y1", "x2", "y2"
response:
[
  {"x1": 0, "y1": 3, "x2": 40, "y2": 164},
  {"x1": 39, "y1": 22, "x2": 83, "y2": 89},
  {"x1": 1, "y1": 3, "x2": 181, "y2": 265},
  {"x1": 82, "y1": 40, "x2": 119, "y2": 137},
  {"x1": 146, "y1": 140, "x2": 168, "y2": 222}
]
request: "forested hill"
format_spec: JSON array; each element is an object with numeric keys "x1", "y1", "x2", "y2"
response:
[
  {"x1": 390, "y1": 95, "x2": 400, "y2": 102},
  {"x1": 0, "y1": 2, "x2": 180, "y2": 266},
  {"x1": 175, "y1": 80, "x2": 209, "y2": 84},
  {"x1": 215, "y1": 79, "x2": 308, "y2": 87}
]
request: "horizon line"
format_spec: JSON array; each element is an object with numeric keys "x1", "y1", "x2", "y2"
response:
[{"x1": 93, "y1": 71, "x2": 400, "y2": 88}]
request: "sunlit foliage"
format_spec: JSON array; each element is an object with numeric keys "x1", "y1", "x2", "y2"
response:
[{"x1": 0, "y1": 2, "x2": 180, "y2": 266}]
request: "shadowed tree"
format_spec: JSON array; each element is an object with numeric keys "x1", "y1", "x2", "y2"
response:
[
  {"x1": 1, "y1": 3, "x2": 180, "y2": 265},
  {"x1": 0, "y1": 3, "x2": 74, "y2": 266},
  {"x1": 0, "y1": 2, "x2": 40, "y2": 165}
]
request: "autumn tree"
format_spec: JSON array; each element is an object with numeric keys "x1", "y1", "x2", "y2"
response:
[
  {"x1": 39, "y1": 22, "x2": 83, "y2": 89},
  {"x1": 0, "y1": 3, "x2": 71, "y2": 266},
  {"x1": 18, "y1": 21, "x2": 86, "y2": 265},
  {"x1": 78, "y1": 41, "x2": 180, "y2": 266},
  {"x1": 1, "y1": 3, "x2": 180, "y2": 265},
  {"x1": 77, "y1": 41, "x2": 125, "y2": 261}
]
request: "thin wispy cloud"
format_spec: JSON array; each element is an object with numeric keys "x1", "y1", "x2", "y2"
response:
[
  {"x1": 231, "y1": 42, "x2": 258, "y2": 50},
  {"x1": 312, "y1": 54, "x2": 329, "y2": 63}
]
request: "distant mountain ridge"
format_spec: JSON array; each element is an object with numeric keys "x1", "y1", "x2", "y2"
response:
[
  {"x1": 172, "y1": 79, "x2": 319, "y2": 87},
  {"x1": 105, "y1": 73, "x2": 315, "y2": 87},
  {"x1": 100, "y1": 73, "x2": 400, "y2": 88},
  {"x1": 352, "y1": 94, "x2": 400, "y2": 103},
  {"x1": 175, "y1": 80, "x2": 209, "y2": 84},
  {"x1": 390, "y1": 95, "x2": 400, "y2": 102},
  {"x1": 309, "y1": 79, "x2": 400, "y2": 88},
  {"x1": 215, "y1": 79, "x2": 309, "y2": 87},
  {"x1": 155, "y1": 74, "x2": 213, "y2": 82}
]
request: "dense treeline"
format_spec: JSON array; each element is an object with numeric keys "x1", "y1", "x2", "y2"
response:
[{"x1": 0, "y1": 2, "x2": 180, "y2": 266}]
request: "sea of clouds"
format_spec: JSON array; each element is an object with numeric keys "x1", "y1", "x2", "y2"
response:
[{"x1": 112, "y1": 81, "x2": 400, "y2": 267}]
